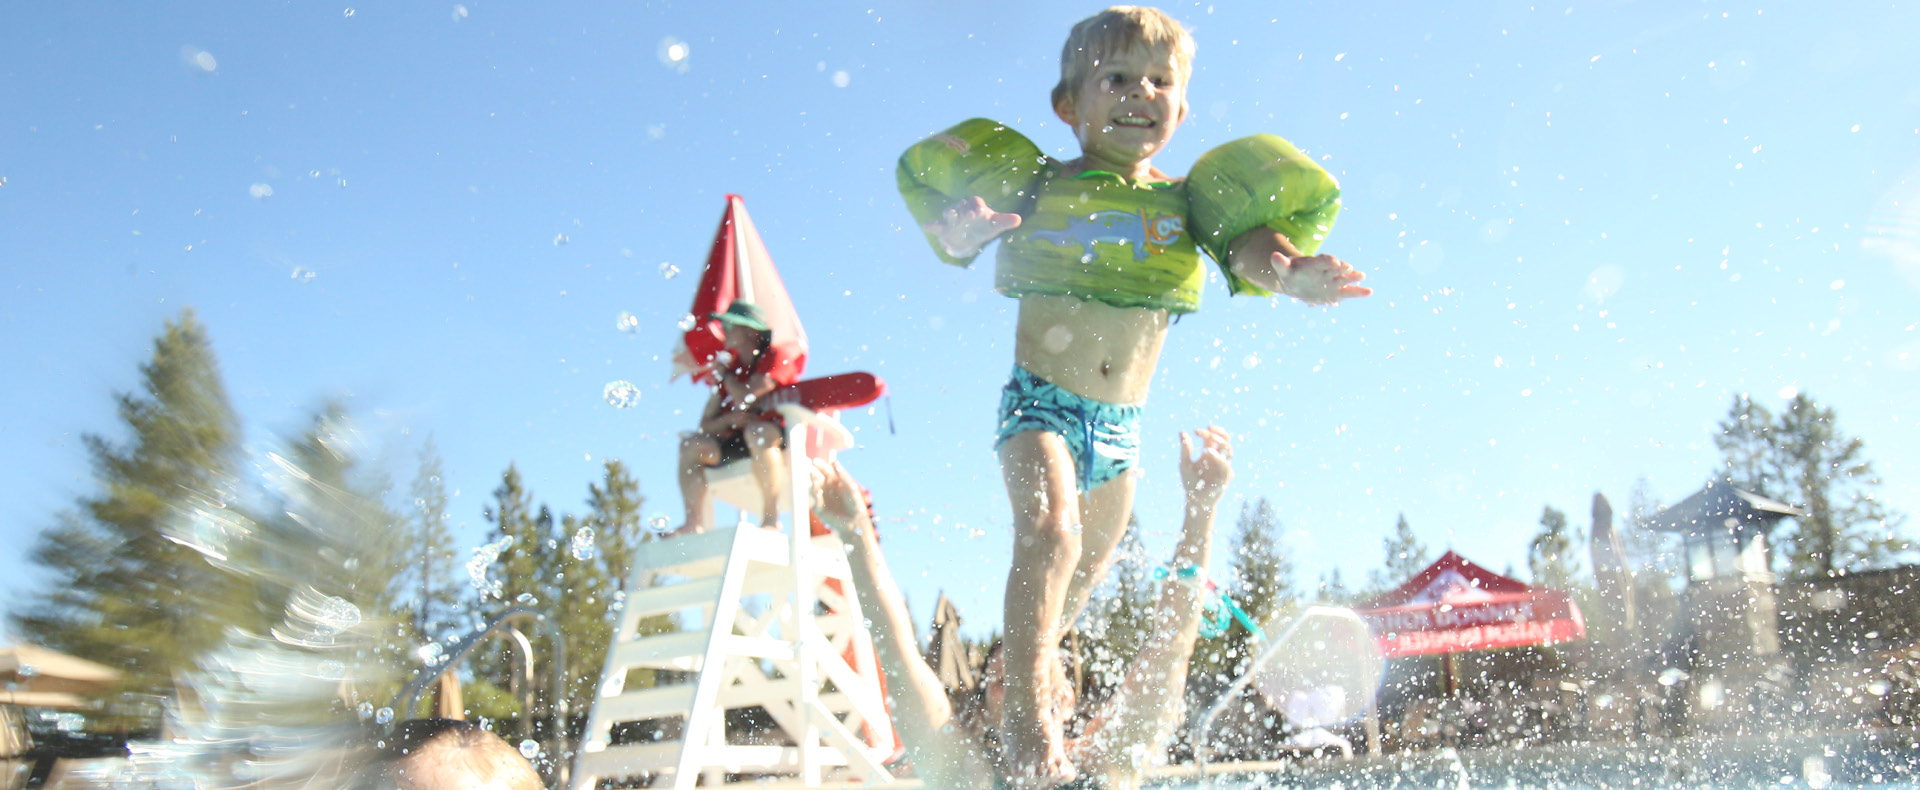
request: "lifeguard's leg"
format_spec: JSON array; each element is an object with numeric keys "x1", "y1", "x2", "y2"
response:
[
  {"x1": 745, "y1": 420, "x2": 786, "y2": 529},
  {"x1": 672, "y1": 434, "x2": 723, "y2": 536},
  {"x1": 1058, "y1": 472, "x2": 1139, "y2": 630},
  {"x1": 998, "y1": 429, "x2": 1082, "y2": 786}
]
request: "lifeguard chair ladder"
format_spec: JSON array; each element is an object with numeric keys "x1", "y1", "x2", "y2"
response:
[{"x1": 571, "y1": 413, "x2": 896, "y2": 789}]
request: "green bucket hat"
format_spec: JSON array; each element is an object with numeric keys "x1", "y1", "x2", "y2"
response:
[{"x1": 710, "y1": 300, "x2": 771, "y2": 333}]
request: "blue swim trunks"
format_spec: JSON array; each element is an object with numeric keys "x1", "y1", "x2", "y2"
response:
[{"x1": 994, "y1": 366, "x2": 1143, "y2": 492}]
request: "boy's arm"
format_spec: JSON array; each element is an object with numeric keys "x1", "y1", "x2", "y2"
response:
[
  {"x1": 1227, "y1": 228, "x2": 1372, "y2": 306},
  {"x1": 1079, "y1": 428, "x2": 1234, "y2": 775},
  {"x1": 809, "y1": 459, "x2": 992, "y2": 790}
]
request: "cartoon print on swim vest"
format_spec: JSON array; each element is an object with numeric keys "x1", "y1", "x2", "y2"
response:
[{"x1": 1030, "y1": 209, "x2": 1185, "y2": 263}]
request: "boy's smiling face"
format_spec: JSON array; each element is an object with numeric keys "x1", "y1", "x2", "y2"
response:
[{"x1": 1055, "y1": 45, "x2": 1187, "y2": 178}]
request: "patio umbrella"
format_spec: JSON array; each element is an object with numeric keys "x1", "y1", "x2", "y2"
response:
[{"x1": 670, "y1": 195, "x2": 808, "y2": 387}]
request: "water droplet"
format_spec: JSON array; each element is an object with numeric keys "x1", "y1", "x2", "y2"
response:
[
  {"x1": 832, "y1": 70, "x2": 851, "y2": 88},
  {"x1": 357, "y1": 701, "x2": 374, "y2": 718},
  {"x1": 647, "y1": 515, "x2": 671, "y2": 533},
  {"x1": 603, "y1": 380, "x2": 640, "y2": 409},
  {"x1": 451, "y1": 4, "x2": 468, "y2": 21},
  {"x1": 317, "y1": 660, "x2": 345, "y2": 680},
  {"x1": 677, "y1": 314, "x2": 698, "y2": 331},
  {"x1": 183, "y1": 47, "x2": 217, "y2": 73},
  {"x1": 658, "y1": 262, "x2": 680, "y2": 279},
  {"x1": 342, "y1": 7, "x2": 355, "y2": 18},
  {"x1": 553, "y1": 233, "x2": 570, "y2": 246},
  {"x1": 1042, "y1": 325, "x2": 1073, "y2": 353},
  {"x1": 1067, "y1": 523, "x2": 1083, "y2": 535},
  {"x1": 249, "y1": 183, "x2": 273, "y2": 199},
  {"x1": 417, "y1": 642, "x2": 445, "y2": 665},
  {"x1": 571, "y1": 527, "x2": 597, "y2": 560},
  {"x1": 515, "y1": 592, "x2": 536, "y2": 605},
  {"x1": 616, "y1": 312, "x2": 640, "y2": 333},
  {"x1": 519, "y1": 739, "x2": 542, "y2": 760},
  {"x1": 658, "y1": 37, "x2": 691, "y2": 72},
  {"x1": 14, "y1": 665, "x2": 37, "y2": 679},
  {"x1": 374, "y1": 706, "x2": 394, "y2": 725}
]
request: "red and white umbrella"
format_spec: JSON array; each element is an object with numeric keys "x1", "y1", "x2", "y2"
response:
[{"x1": 670, "y1": 194, "x2": 808, "y2": 387}]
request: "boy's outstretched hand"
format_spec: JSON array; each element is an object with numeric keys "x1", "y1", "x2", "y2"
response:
[
  {"x1": 1228, "y1": 229, "x2": 1372, "y2": 305},
  {"x1": 1179, "y1": 426, "x2": 1234, "y2": 509},
  {"x1": 1274, "y1": 252, "x2": 1372, "y2": 305},
  {"x1": 924, "y1": 196, "x2": 1022, "y2": 259}
]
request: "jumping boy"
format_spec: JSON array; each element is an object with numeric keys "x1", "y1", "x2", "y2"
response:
[{"x1": 895, "y1": 6, "x2": 1370, "y2": 785}]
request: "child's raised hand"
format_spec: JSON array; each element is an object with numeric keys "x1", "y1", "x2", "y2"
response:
[
  {"x1": 923, "y1": 196, "x2": 1022, "y2": 259},
  {"x1": 1276, "y1": 252, "x2": 1372, "y2": 305},
  {"x1": 809, "y1": 458, "x2": 870, "y2": 540},
  {"x1": 1178, "y1": 426, "x2": 1234, "y2": 507}
]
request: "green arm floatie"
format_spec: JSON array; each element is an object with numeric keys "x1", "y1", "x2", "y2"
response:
[
  {"x1": 896, "y1": 118, "x2": 1048, "y2": 267},
  {"x1": 1186, "y1": 134, "x2": 1343, "y2": 296}
]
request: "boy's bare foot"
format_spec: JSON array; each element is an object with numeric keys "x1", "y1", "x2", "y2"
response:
[
  {"x1": 1002, "y1": 696, "x2": 1077, "y2": 789},
  {"x1": 662, "y1": 523, "x2": 705, "y2": 538}
]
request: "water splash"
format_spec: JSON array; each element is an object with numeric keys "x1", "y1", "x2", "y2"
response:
[
  {"x1": 659, "y1": 262, "x2": 680, "y2": 279},
  {"x1": 468, "y1": 535, "x2": 512, "y2": 599},
  {"x1": 570, "y1": 526, "x2": 597, "y2": 560},
  {"x1": 615, "y1": 312, "x2": 640, "y2": 333},
  {"x1": 603, "y1": 380, "x2": 640, "y2": 409}
]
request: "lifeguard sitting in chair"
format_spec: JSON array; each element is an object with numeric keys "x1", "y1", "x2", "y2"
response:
[{"x1": 671, "y1": 299, "x2": 786, "y2": 535}]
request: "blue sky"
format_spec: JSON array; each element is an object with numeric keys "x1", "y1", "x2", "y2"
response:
[{"x1": 3, "y1": 1, "x2": 1917, "y2": 641}]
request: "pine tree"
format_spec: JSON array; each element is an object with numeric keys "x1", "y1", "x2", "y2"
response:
[
  {"x1": 1188, "y1": 499, "x2": 1292, "y2": 705},
  {"x1": 473, "y1": 463, "x2": 554, "y2": 728},
  {"x1": 1077, "y1": 520, "x2": 1155, "y2": 703},
  {"x1": 405, "y1": 436, "x2": 462, "y2": 643},
  {"x1": 585, "y1": 459, "x2": 647, "y2": 592},
  {"x1": 14, "y1": 309, "x2": 245, "y2": 728},
  {"x1": 573, "y1": 461, "x2": 674, "y2": 706},
  {"x1": 1715, "y1": 395, "x2": 1782, "y2": 495},
  {"x1": 1772, "y1": 394, "x2": 1910, "y2": 577},
  {"x1": 1712, "y1": 393, "x2": 1910, "y2": 578},
  {"x1": 272, "y1": 403, "x2": 411, "y2": 623},
  {"x1": 1316, "y1": 568, "x2": 1353, "y2": 606},
  {"x1": 1528, "y1": 505, "x2": 1580, "y2": 590},
  {"x1": 1366, "y1": 513, "x2": 1431, "y2": 595},
  {"x1": 1622, "y1": 476, "x2": 1680, "y2": 587}
]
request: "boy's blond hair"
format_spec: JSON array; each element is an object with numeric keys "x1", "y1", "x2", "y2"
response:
[{"x1": 1052, "y1": 6, "x2": 1196, "y2": 111}]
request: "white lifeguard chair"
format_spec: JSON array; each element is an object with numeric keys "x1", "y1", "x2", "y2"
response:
[{"x1": 571, "y1": 413, "x2": 897, "y2": 790}]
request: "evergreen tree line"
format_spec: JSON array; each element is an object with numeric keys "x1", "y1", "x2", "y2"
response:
[
  {"x1": 19, "y1": 310, "x2": 1910, "y2": 743},
  {"x1": 14, "y1": 309, "x2": 669, "y2": 735}
]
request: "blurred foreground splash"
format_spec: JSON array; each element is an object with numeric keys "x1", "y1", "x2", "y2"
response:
[{"x1": 68, "y1": 410, "x2": 419, "y2": 789}]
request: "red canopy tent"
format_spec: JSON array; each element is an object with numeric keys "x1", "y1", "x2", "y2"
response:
[{"x1": 1356, "y1": 550, "x2": 1586, "y2": 660}]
